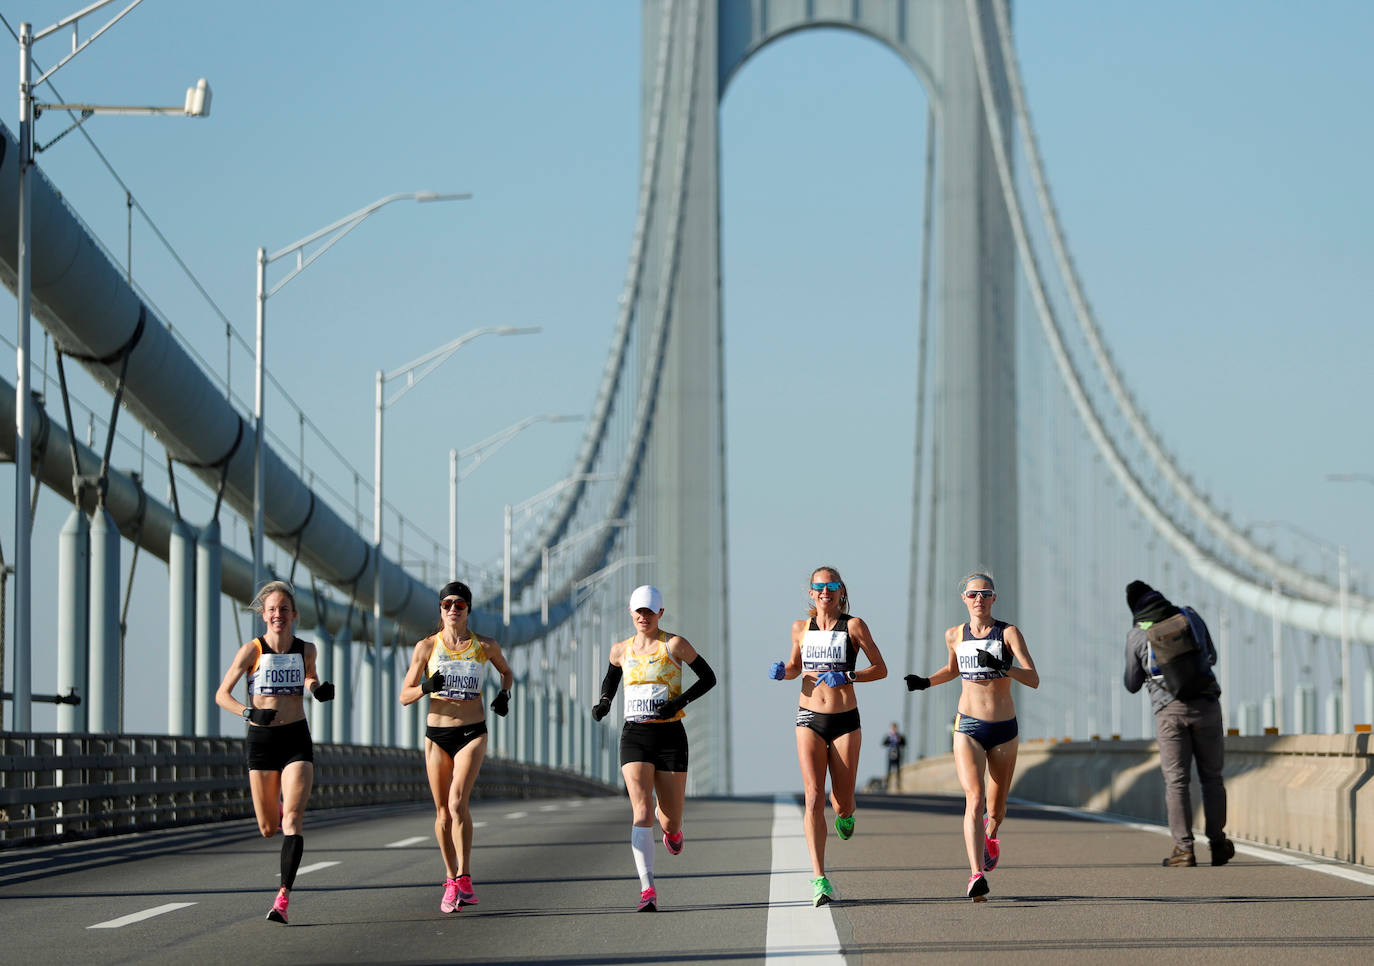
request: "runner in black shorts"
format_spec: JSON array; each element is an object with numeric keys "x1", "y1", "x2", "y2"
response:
[
  {"x1": 904, "y1": 570, "x2": 1039, "y2": 900},
  {"x1": 215, "y1": 581, "x2": 334, "y2": 924},
  {"x1": 769, "y1": 566, "x2": 887, "y2": 907},
  {"x1": 592, "y1": 585, "x2": 716, "y2": 912},
  {"x1": 400, "y1": 581, "x2": 513, "y2": 914}
]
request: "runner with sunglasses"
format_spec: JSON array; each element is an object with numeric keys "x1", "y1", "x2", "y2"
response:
[
  {"x1": 401, "y1": 580, "x2": 513, "y2": 914},
  {"x1": 904, "y1": 571, "x2": 1038, "y2": 900},
  {"x1": 768, "y1": 566, "x2": 887, "y2": 907}
]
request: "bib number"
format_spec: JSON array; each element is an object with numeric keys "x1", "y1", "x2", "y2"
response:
[
  {"x1": 801, "y1": 630, "x2": 847, "y2": 672},
  {"x1": 255, "y1": 652, "x2": 305, "y2": 695},
  {"x1": 624, "y1": 683, "x2": 669, "y2": 722},
  {"x1": 437, "y1": 659, "x2": 483, "y2": 701}
]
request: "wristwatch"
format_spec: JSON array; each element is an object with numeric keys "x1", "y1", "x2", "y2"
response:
[
  {"x1": 242, "y1": 707, "x2": 253, "y2": 720},
  {"x1": 845, "y1": 670, "x2": 858, "y2": 683}
]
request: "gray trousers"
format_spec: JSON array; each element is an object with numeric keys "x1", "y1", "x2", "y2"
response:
[{"x1": 1155, "y1": 696, "x2": 1227, "y2": 850}]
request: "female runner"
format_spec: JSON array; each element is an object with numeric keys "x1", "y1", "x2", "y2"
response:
[
  {"x1": 904, "y1": 571, "x2": 1039, "y2": 900},
  {"x1": 215, "y1": 580, "x2": 334, "y2": 924},
  {"x1": 592, "y1": 584, "x2": 717, "y2": 912},
  {"x1": 768, "y1": 566, "x2": 887, "y2": 907},
  {"x1": 400, "y1": 580, "x2": 513, "y2": 913}
]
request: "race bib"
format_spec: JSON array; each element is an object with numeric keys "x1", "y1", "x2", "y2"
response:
[
  {"x1": 801, "y1": 629, "x2": 847, "y2": 672},
  {"x1": 956, "y1": 640, "x2": 1006, "y2": 681},
  {"x1": 437, "y1": 659, "x2": 483, "y2": 701},
  {"x1": 624, "y1": 683, "x2": 669, "y2": 722},
  {"x1": 254, "y1": 652, "x2": 305, "y2": 695}
]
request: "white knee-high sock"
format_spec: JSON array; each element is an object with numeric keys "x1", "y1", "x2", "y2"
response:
[{"x1": 630, "y1": 824, "x2": 654, "y2": 890}]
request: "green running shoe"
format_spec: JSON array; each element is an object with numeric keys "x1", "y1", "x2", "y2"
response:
[
  {"x1": 834, "y1": 814, "x2": 855, "y2": 840},
  {"x1": 811, "y1": 876, "x2": 836, "y2": 907}
]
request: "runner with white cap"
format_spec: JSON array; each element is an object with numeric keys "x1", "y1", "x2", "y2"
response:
[{"x1": 591, "y1": 584, "x2": 717, "y2": 911}]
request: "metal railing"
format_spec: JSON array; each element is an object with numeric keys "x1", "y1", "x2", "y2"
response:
[{"x1": 0, "y1": 732, "x2": 614, "y2": 848}]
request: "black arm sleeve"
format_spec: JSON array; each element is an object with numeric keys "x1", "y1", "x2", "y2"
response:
[
  {"x1": 678, "y1": 654, "x2": 717, "y2": 705},
  {"x1": 598, "y1": 663, "x2": 623, "y2": 703}
]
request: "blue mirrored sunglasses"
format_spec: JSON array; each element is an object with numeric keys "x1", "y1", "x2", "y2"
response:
[{"x1": 811, "y1": 581, "x2": 842, "y2": 592}]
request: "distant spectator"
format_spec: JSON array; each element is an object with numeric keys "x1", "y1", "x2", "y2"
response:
[{"x1": 882, "y1": 722, "x2": 906, "y2": 792}]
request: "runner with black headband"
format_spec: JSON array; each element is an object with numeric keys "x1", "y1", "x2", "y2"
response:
[
  {"x1": 592, "y1": 584, "x2": 717, "y2": 912},
  {"x1": 215, "y1": 580, "x2": 334, "y2": 924},
  {"x1": 401, "y1": 580, "x2": 513, "y2": 913},
  {"x1": 768, "y1": 565, "x2": 887, "y2": 907},
  {"x1": 904, "y1": 570, "x2": 1039, "y2": 900}
]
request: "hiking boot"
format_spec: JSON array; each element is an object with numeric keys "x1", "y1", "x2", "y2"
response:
[
  {"x1": 1162, "y1": 846, "x2": 1196, "y2": 867},
  {"x1": 1210, "y1": 837, "x2": 1236, "y2": 866}
]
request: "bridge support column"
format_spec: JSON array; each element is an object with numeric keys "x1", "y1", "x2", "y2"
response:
[
  {"x1": 195, "y1": 520, "x2": 222, "y2": 737},
  {"x1": 167, "y1": 519, "x2": 195, "y2": 736},
  {"x1": 88, "y1": 507, "x2": 121, "y2": 733},
  {"x1": 56, "y1": 509, "x2": 89, "y2": 733},
  {"x1": 332, "y1": 622, "x2": 352, "y2": 743}
]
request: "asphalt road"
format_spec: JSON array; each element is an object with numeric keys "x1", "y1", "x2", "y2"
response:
[{"x1": 2, "y1": 792, "x2": 1370, "y2": 965}]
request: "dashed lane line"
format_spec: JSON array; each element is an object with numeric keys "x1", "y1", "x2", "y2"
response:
[
  {"x1": 385, "y1": 836, "x2": 430, "y2": 848},
  {"x1": 88, "y1": 902, "x2": 196, "y2": 929}
]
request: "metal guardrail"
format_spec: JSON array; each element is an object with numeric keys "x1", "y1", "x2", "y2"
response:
[{"x1": 0, "y1": 732, "x2": 615, "y2": 848}]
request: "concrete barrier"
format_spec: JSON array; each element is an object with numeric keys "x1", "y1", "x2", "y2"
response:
[{"x1": 899, "y1": 733, "x2": 1374, "y2": 866}]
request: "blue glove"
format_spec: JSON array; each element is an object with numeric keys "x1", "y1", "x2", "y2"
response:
[
  {"x1": 817, "y1": 670, "x2": 849, "y2": 688},
  {"x1": 768, "y1": 661, "x2": 786, "y2": 680}
]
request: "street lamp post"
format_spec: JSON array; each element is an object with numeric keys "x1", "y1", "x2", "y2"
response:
[
  {"x1": 252, "y1": 191, "x2": 470, "y2": 622},
  {"x1": 12, "y1": 0, "x2": 210, "y2": 729},
  {"x1": 1328, "y1": 473, "x2": 1373, "y2": 731},
  {"x1": 503, "y1": 474, "x2": 616, "y2": 626},
  {"x1": 371, "y1": 327, "x2": 540, "y2": 742},
  {"x1": 449, "y1": 414, "x2": 582, "y2": 579}
]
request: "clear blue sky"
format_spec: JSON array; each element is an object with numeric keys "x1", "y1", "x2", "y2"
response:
[{"x1": 2, "y1": 1, "x2": 1370, "y2": 794}]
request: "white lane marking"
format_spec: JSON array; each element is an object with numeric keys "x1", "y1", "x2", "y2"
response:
[
  {"x1": 88, "y1": 902, "x2": 196, "y2": 929},
  {"x1": 385, "y1": 836, "x2": 430, "y2": 848},
  {"x1": 473, "y1": 821, "x2": 488, "y2": 828},
  {"x1": 504, "y1": 811, "x2": 528, "y2": 820},
  {"x1": 766, "y1": 794, "x2": 846, "y2": 965},
  {"x1": 292, "y1": 861, "x2": 340, "y2": 878},
  {"x1": 538, "y1": 804, "x2": 560, "y2": 812},
  {"x1": 1022, "y1": 799, "x2": 1374, "y2": 888}
]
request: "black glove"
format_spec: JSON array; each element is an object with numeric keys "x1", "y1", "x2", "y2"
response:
[
  {"x1": 976, "y1": 648, "x2": 1013, "y2": 672},
  {"x1": 655, "y1": 695, "x2": 688, "y2": 720},
  {"x1": 420, "y1": 669, "x2": 445, "y2": 694},
  {"x1": 245, "y1": 707, "x2": 277, "y2": 725},
  {"x1": 592, "y1": 697, "x2": 611, "y2": 722},
  {"x1": 904, "y1": 674, "x2": 931, "y2": 692},
  {"x1": 491, "y1": 689, "x2": 511, "y2": 717},
  {"x1": 312, "y1": 681, "x2": 335, "y2": 702}
]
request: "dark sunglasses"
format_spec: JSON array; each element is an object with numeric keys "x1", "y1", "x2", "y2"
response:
[
  {"x1": 440, "y1": 598, "x2": 469, "y2": 611},
  {"x1": 811, "y1": 581, "x2": 842, "y2": 592},
  {"x1": 964, "y1": 590, "x2": 995, "y2": 600}
]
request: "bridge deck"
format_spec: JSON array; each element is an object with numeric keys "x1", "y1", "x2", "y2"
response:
[{"x1": 0, "y1": 792, "x2": 1369, "y2": 964}]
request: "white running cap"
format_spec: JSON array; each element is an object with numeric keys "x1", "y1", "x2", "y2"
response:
[{"x1": 628, "y1": 584, "x2": 663, "y2": 613}]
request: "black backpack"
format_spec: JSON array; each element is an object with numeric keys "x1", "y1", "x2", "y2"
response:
[{"x1": 1146, "y1": 611, "x2": 1212, "y2": 699}]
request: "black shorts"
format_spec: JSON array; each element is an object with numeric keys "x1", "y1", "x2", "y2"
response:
[
  {"x1": 426, "y1": 722, "x2": 488, "y2": 758},
  {"x1": 246, "y1": 717, "x2": 314, "y2": 772},
  {"x1": 619, "y1": 720, "x2": 689, "y2": 771},
  {"x1": 796, "y1": 707, "x2": 862, "y2": 746}
]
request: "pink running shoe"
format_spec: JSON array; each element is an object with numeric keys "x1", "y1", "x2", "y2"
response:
[
  {"x1": 664, "y1": 830, "x2": 684, "y2": 856},
  {"x1": 967, "y1": 872, "x2": 990, "y2": 902},
  {"x1": 637, "y1": 885, "x2": 658, "y2": 912},
  {"x1": 266, "y1": 888, "x2": 289, "y2": 923},
  {"x1": 983, "y1": 818, "x2": 1001, "y2": 872},
  {"x1": 440, "y1": 877, "x2": 459, "y2": 914},
  {"x1": 455, "y1": 874, "x2": 479, "y2": 906}
]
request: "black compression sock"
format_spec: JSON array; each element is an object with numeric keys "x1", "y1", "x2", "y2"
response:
[{"x1": 281, "y1": 834, "x2": 304, "y2": 890}]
